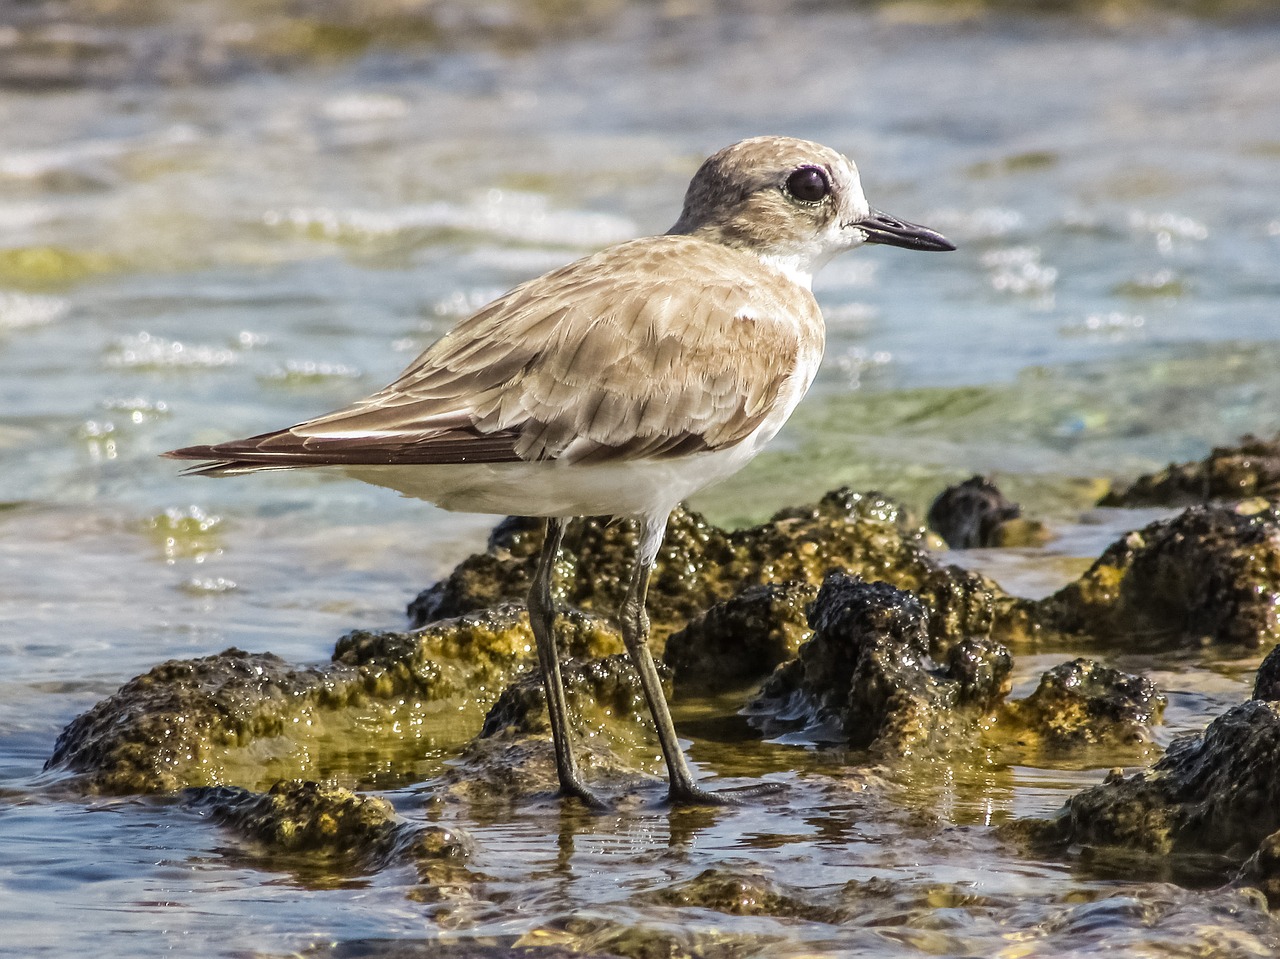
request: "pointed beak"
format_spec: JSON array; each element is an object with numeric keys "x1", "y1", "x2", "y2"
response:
[{"x1": 855, "y1": 209, "x2": 956, "y2": 252}]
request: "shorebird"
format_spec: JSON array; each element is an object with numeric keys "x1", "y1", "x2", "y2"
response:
[{"x1": 166, "y1": 136, "x2": 955, "y2": 806}]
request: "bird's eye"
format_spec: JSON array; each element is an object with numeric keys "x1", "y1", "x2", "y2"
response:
[{"x1": 784, "y1": 166, "x2": 831, "y2": 203}]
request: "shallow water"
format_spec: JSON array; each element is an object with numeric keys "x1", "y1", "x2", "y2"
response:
[{"x1": 2, "y1": 4, "x2": 1280, "y2": 957}]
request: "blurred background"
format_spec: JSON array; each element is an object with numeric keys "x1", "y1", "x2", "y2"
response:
[{"x1": 1, "y1": 1, "x2": 1279, "y2": 955}]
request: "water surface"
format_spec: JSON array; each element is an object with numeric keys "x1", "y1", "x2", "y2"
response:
[{"x1": 2, "y1": 5, "x2": 1280, "y2": 956}]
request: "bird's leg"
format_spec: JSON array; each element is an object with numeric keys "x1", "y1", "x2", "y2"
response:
[
  {"x1": 621, "y1": 514, "x2": 735, "y2": 806},
  {"x1": 528, "y1": 517, "x2": 602, "y2": 808}
]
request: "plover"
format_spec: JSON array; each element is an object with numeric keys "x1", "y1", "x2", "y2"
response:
[{"x1": 166, "y1": 136, "x2": 955, "y2": 806}]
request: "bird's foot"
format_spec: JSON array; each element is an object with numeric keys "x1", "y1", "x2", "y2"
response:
[
  {"x1": 557, "y1": 779, "x2": 609, "y2": 810},
  {"x1": 666, "y1": 778, "x2": 786, "y2": 807}
]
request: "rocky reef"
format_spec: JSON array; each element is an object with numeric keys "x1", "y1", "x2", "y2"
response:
[
  {"x1": 41, "y1": 472, "x2": 1280, "y2": 916},
  {"x1": 1100, "y1": 433, "x2": 1280, "y2": 507}
]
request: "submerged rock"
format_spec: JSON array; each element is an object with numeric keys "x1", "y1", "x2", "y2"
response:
[
  {"x1": 747, "y1": 574, "x2": 1012, "y2": 754},
  {"x1": 928, "y1": 475, "x2": 1049, "y2": 549},
  {"x1": 662, "y1": 581, "x2": 816, "y2": 690},
  {"x1": 1100, "y1": 433, "x2": 1280, "y2": 507},
  {"x1": 1031, "y1": 503, "x2": 1280, "y2": 648},
  {"x1": 434, "y1": 729, "x2": 646, "y2": 804},
  {"x1": 1047, "y1": 700, "x2": 1280, "y2": 859},
  {"x1": 410, "y1": 488, "x2": 1006, "y2": 652},
  {"x1": 1236, "y1": 831, "x2": 1280, "y2": 909},
  {"x1": 644, "y1": 867, "x2": 836, "y2": 922},
  {"x1": 1003, "y1": 658, "x2": 1165, "y2": 749},
  {"x1": 186, "y1": 779, "x2": 470, "y2": 873}
]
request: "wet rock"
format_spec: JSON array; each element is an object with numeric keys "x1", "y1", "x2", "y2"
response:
[
  {"x1": 1100, "y1": 433, "x2": 1280, "y2": 507},
  {"x1": 1252, "y1": 645, "x2": 1280, "y2": 701},
  {"x1": 434, "y1": 729, "x2": 645, "y2": 804},
  {"x1": 662, "y1": 581, "x2": 816, "y2": 690},
  {"x1": 927, "y1": 475, "x2": 1049, "y2": 549},
  {"x1": 410, "y1": 488, "x2": 1006, "y2": 654},
  {"x1": 334, "y1": 603, "x2": 622, "y2": 703},
  {"x1": 644, "y1": 867, "x2": 836, "y2": 922},
  {"x1": 1031, "y1": 503, "x2": 1280, "y2": 648},
  {"x1": 46, "y1": 648, "x2": 363, "y2": 794},
  {"x1": 46, "y1": 607, "x2": 622, "y2": 795},
  {"x1": 1049, "y1": 701, "x2": 1280, "y2": 858},
  {"x1": 747, "y1": 574, "x2": 1012, "y2": 754},
  {"x1": 186, "y1": 779, "x2": 470, "y2": 872},
  {"x1": 1004, "y1": 659, "x2": 1165, "y2": 748},
  {"x1": 480, "y1": 653, "x2": 665, "y2": 739},
  {"x1": 1235, "y1": 831, "x2": 1280, "y2": 909}
]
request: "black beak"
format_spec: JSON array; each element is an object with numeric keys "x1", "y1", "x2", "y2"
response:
[{"x1": 856, "y1": 209, "x2": 956, "y2": 252}]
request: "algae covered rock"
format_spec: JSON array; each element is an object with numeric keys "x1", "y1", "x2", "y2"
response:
[
  {"x1": 1049, "y1": 700, "x2": 1280, "y2": 858},
  {"x1": 47, "y1": 607, "x2": 623, "y2": 795},
  {"x1": 662, "y1": 581, "x2": 816, "y2": 690},
  {"x1": 1235, "y1": 831, "x2": 1280, "y2": 909},
  {"x1": 410, "y1": 488, "x2": 1006, "y2": 651},
  {"x1": 747, "y1": 573, "x2": 1012, "y2": 754},
  {"x1": 334, "y1": 603, "x2": 622, "y2": 703},
  {"x1": 1101, "y1": 433, "x2": 1280, "y2": 507},
  {"x1": 46, "y1": 648, "x2": 365, "y2": 794},
  {"x1": 1032, "y1": 503, "x2": 1280, "y2": 648},
  {"x1": 480, "y1": 653, "x2": 666, "y2": 739},
  {"x1": 187, "y1": 779, "x2": 470, "y2": 872},
  {"x1": 1004, "y1": 658, "x2": 1166, "y2": 749},
  {"x1": 644, "y1": 867, "x2": 835, "y2": 922},
  {"x1": 927, "y1": 475, "x2": 1049, "y2": 549}
]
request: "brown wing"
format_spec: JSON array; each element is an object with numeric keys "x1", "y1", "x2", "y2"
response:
[{"x1": 166, "y1": 236, "x2": 821, "y2": 471}]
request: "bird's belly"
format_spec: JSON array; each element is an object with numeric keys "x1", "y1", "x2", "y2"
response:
[{"x1": 337, "y1": 442, "x2": 765, "y2": 519}]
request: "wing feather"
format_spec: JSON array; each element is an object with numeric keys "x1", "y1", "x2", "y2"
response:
[{"x1": 165, "y1": 236, "x2": 823, "y2": 470}]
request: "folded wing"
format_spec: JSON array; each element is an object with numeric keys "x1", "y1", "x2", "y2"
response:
[{"x1": 166, "y1": 237, "x2": 817, "y2": 473}]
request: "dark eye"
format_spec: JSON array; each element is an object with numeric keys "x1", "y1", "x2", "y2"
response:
[{"x1": 785, "y1": 166, "x2": 831, "y2": 203}]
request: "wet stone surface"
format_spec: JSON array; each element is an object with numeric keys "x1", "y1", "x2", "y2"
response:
[
  {"x1": 928, "y1": 475, "x2": 1049, "y2": 549},
  {"x1": 1100, "y1": 433, "x2": 1280, "y2": 508},
  {"x1": 747, "y1": 573, "x2": 1013, "y2": 753},
  {"x1": 1029, "y1": 503, "x2": 1280, "y2": 648},
  {"x1": 1005, "y1": 658, "x2": 1166, "y2": 749},
  {"x1": 1043, "y1": 700, "x2": 1280, "y2": 861},
  {"x1": 186, "y1": 779, "x2": 471, "y2": 873},
  {"x1": 410, "y1": 489, "x2": 1006, "y2": 654}
]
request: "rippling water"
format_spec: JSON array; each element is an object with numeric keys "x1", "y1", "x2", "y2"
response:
[{"x1": 2, "y1": 4, "x2": 1280, "y2": 957}]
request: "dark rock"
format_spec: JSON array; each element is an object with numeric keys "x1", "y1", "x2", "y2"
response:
[
  {"x1": 409, "y1": 488, "x2": 1006, "y2": 655},
  {"x1": 1253, "y1": 645, "x2": 1280, "y2": 700},
  {"x1": 1031, "y1": 503, "x2": 1280, "y2": 648},
  {"x1": 928, "y1": 475, "x2": 1048, "y2": 549},
  {"x1": 662, "y1": 581, "x2": 816, "y2": 690},
  {"x1": 1005, "y1": 659, "x2": 1165, "y2": 748},
  {"x1": 1049, "y1": 701, "x2": 1280, "y2": 858},
  {"x1": 1235, "y1": 831, "x2": 1280, "y2": 909},
  {"x1": 747, "y1": 573, "x2": 1012, "y2": 753},
  {"x1": 946, "y1": 635, "x2": 1014, "y2": 710},
  {"x1": 1101, "y1": 433, "x2": 1280, "y2": 507},
  {"x1": 185, "y1": 779, "x2": 470, "y2": 872}
]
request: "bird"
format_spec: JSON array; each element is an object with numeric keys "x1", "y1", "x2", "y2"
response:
[{"x1": 165, "y1": 136, "x2": 955, "y2": 807}]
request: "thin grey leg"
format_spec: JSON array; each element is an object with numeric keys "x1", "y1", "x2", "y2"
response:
[
  {"x1": 621, "y1": 513, "x2": 734, "y2": 806},
  {"x1": 528, "y1": 517, "x2": 602, "y2": 807}
]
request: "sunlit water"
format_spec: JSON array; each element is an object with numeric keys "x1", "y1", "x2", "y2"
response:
[{"x1": 2, "y1": 6, "x2": 1280, "y2": 957}]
